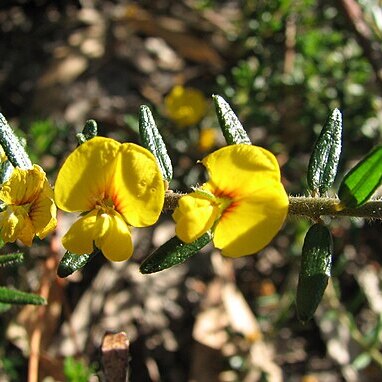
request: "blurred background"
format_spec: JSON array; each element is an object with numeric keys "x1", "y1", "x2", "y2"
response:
[{"x1": 1, "y1": 0, "x2": 382, "y2": 381}]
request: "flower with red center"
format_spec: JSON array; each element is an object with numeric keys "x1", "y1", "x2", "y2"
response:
[
  {"x1": 54, "y1": 137, "x2": 165, "y2": 262},
  {"x1": 173, "y1": 144, "x2": 289, "y2": 257}
]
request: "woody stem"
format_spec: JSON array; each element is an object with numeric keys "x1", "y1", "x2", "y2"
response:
[{"x1": 164, "y1": 192, "x2": 382, "y2": 221}]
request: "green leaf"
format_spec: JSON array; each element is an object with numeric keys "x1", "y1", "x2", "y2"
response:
[
  {"x1": 296, "y1": 223, "x2": 332, "y2": 322},
  {"x1": 338, "y1": 146, "x2": 382, "y2": 208},
  {"x1": 0, "y1": 160, "x2": 13, "y2": 183},
  {"x1": 139, "y1": 105, "x2": 173, "y2": 182},
  {"x1": 76, "y1": 120, "x2": 98, "y2": 145},
  {"x1": 140, "y1": 232, "x2": 212, "y2": 274},
  {"x1": 57, "y1": 250, "x2": 100, "y2": 278},
  {"x1": 0, "y1": 113, "x2": 32, "y2": 169},
  {"x1": 0, "y1": 253, "x2": 24, "y2": 267},
  {"x1": 307, "y1": 108, "x2": 342, "y2": 196},
  {"x1": 0, "y1": 287, "x2": 46, "y2": 305},
  {"x1": 212, "y1": 95, "x2": 251, "y2": 145}
]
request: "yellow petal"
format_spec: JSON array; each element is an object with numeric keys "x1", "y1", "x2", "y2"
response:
[
  {"x1": 108, "y1": 143, "x2": 164, "y2": 227},
  {"x1": 0, "y1": 165, "x2": 45, "y2": 205},
  {"x1": 61, "y1": 210, "x2": 98, "y2": 254},
  {"x1": 173, "y1": 192, "x2": 219, "y2": 242},
  {"x1": 202, "y1": 145, "x2": 281, "y2": 197},
  {"x1": 0, "y1": 206, "x2": 21, "y2": 243},
  {"x1": 30, "y1": 179, "x2": 57, "y2": 239},
  {"x1": 17, "y1": 216, "x2": 35, "y2": 246},
  {"x1": 96, "y1": 211, "x2": 133, "y2": 262},
  {"x1": 213, "y1": 182, "x2": 289, "y2": 257},
  {"x1": 54, "y1": 137, "x2": 120, "y2": 212}
]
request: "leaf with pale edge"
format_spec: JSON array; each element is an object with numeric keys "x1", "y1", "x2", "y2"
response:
[
  {"x1": 212, "y1": 95, "x2": 251, "y2": 145},
  {"x1": 307, "y1": 109, "x2": 342, "y2": 195},
  {"x1": 57, "y1": 250, "x2": 100, "y2": 278},
  {"x1": 140, "y1": 232, "x2": 212, "y2": 274},
  {"x1": 338, "y1": 146, "x2": 382, "y2": 208},
  {"x1": 139, "y1": 105, "x2": 173, "y2": 182}
]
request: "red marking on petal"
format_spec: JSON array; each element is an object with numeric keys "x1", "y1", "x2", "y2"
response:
[{"x1": 221, "y1": 200, "x2": 240, "y2": 220}]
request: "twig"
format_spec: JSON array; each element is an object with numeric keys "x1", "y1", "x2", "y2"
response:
[
  {"x1": 164, "y1": 191, "x2": 382, "y2": 220},
  {"x1": 28, "y1": 219, "x2": 61, "y2": 382}
]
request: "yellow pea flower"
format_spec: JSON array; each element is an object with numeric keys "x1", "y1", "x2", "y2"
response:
[
  {"x1": 164, "y1": 85, "x2": 207, "y2": 127},
  {"x1": 173, "y1": 144, "x2": 289, "y2": 257},
  {"x1": 54, "y1": 137, "x2": 165, "y2": 262},
  {"x1": 0, "y1": 165, "x2": 57, "y2": 246}
]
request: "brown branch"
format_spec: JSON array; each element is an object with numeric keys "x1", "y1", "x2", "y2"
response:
[
  {"x1": 164, "y1": 192, "x2": 382, "y2": 220},
  {"x1": 337, "y1": 0, "x2": 382, "y2": 92},
  {"x1": 28, "y1": 227, "x2": 60, "y2": 382}
]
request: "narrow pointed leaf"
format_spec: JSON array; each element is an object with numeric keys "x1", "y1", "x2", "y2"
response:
[
  {"x1": 296, "y1": 223, "x2": 332, "y2": 322},
  {"x1": 0, "y1": 253, "x2": 24, "y2": 267},
  {"x1": 140, "y1": 232, "x2": 212, "y2": 274},
  {"x1": 76, "y1": 119, "x2": 98, "y2": 145},
  {"x1": 212, "y1": 95, "x2": 251, "y2": 145},
  {"x1": 139, "y1": 105, "x2": 173, "y2": 182},
  {"x1": 0, "y1": 113, "x2": 32, "y2": 169},
  {"x1": 0, "y1": 287, "x2": 46, "y2": 305},
  {"x1": 307, "y1": 109, "x2": 342, "y2": 195},
  {"x1": 57, "y1": 250, "x2": 100, "y2": 278},
  {"x1": 338, "y1": 146, "x2": 382, "y2": 208}
]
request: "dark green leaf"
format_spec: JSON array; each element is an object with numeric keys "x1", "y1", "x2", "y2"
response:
[
  {"x1": 0, "y1": 113, "x2": 32, "y2": 169},
  {"x1": 0, "y1": 253, "x2": 24, "y2": 267},
  {"x1": 296, "y1": 223, "x2": 332, "y2": 322},
  {"x1": 212, "y1": 95, "x2": 251, "y2": 145},
  {"x1": 57, "y1": 250, "x2": 100, "y2": 278},
  {"x1": 76, "y1": 120, "x2": 98, "y2": 145},
  {"x1": 338, "y1": 146, "x2": 382, "y2": 208},
  {"x1": 139, "y1": 105, "x2": 173, "y2": 182},
  {"x1": 307, "y1": 108, "x2": 342, "y2": 195},
  {"x1": 0, "y1": 287, "x2": 46, "y2": 305},
  {"x1": 140, "y1": 232, "x2": 212, "y2": 274}
]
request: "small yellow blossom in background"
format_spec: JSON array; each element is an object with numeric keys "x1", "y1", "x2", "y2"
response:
[
  {"x1": 164, "y1": 85, "x2": 207, "y2": 127},
  {"x1": 54, "y1": 137, "x2": 165, "y2": 262},
  {"x1": 198, "y1": 127, "x2": 217, "y2": 152},
  {"x1": 0, "y1": 165, "x2": 57, "y2": 246},
  {"x1": 173, "y1": 144, "x2": 289, "y2": 257}
]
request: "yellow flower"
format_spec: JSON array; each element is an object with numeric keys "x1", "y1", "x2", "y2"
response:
[
  {"x1": 54, "y1": 137, "x2": 165, "y2": 262},
  {"x1": 198, "y1": 127, "x2": 217, "y2": 152},
  {"x1": 173, "y1": 144, "x2": 289, "y2": 257},
  {"x1": 0, "y1": 165, "x2": 57, "y2": 246},
  {"x1": 164, "y1": 85, "x2": 207, "y2": 127}
]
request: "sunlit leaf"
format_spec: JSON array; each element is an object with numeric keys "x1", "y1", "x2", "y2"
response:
[
  {"x1": 57, "y1": 249, "x2": 100, "y2": 278},
  {"x1": 338, "y1": 146, "x2": 382, "y2": 208},
  {"x1": 139, "y1": 105, "x2": 173, "y2": 182},
  {"x1": 0, "y1": 113, "x2": 32, "y2": 169},
  {"x1": 212, "y1": 95, "x2": 252, "y2": 145},
  {"x1": 307, "y1": 108, "x2": 342, "y2": 195}
]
